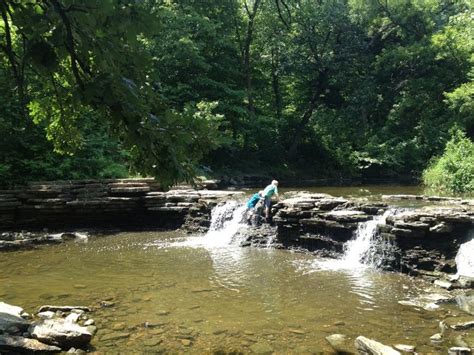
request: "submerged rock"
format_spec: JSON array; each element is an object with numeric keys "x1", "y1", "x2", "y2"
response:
[
  {"x1": 249, "y1": 341, "x2": 274, "y2": 354},
  {"x1": 456, "y1": 293, "x2": 474, "y2": 315},
  {"x1": 325, "y1": 333, "x2": 352, "y2": 353},
  {"x1": 100, "y1": 332, "x2": 130, "y2": 341}
]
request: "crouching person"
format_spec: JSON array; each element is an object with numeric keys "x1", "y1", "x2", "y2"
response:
[{"x1": 245, "y1": 191, "x2": 264, "y2": 226}]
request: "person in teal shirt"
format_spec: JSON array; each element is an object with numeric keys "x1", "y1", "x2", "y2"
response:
[
  {"x1": 263, "y1": 180, "x2": 279, "y2": 222},
  {"x1": 246, "y1": 191, "x2": 263, "y2": 209}
]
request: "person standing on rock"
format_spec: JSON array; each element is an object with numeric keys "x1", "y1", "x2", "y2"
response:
[{"x1": 263, "y1": 180, "x2": 279, "y2": 223}]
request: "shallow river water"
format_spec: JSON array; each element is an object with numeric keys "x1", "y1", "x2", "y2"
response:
[
  {"x1": 0, "y1": 230, "x2": 458, "y2": 353},
  {"x1": 0, "y1": 186, "x2": 467, "y2": 353}
]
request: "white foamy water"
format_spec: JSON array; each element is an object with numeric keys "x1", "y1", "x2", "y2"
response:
[
  {"x1": 147, "y1": 200, "x2": 248, "y2": 249},
  {"x1": 455, "y1": 233, "x2": 474, "y2": 277},
  {"x1": 310, "y1": 209, "x2": 396, "y2": 271},
  {"x1": 341, "y1": 209, "x2": 394, "y2": 268}
]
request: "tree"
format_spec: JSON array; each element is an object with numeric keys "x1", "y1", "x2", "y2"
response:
[{"x1": 0, "y1": 0, "x2": 223, "y2": 187}]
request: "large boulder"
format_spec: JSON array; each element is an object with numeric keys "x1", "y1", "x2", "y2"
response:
[
  {"x1": 456, "y1": 293, "x2": 474, "y2": 315},
  {"x1": 0, "y1": 334, "x2": 61, "y2": 353},
  {"x1": 0, "y1": 302, "x2": 30, "y2": 335},
  {"x1": 29, "y1": 319, "x2": 92, "y2": 349},
  {"x1": 0, "y1": 312, "x2": 30, "y2": 335},
  {"x1": 325, "y1": 334, "x2": 353, "y2": 353},
  {"x1": 355, "y1": 336, "x2": 400, "y2": 355},
  {"x1": 0, "y1": 302, "x2": 29, "y2": 318}
]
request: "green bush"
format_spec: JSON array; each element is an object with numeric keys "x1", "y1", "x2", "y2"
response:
[{"x1": 423, "y1": 130, "x2": 474, "y2": 195}]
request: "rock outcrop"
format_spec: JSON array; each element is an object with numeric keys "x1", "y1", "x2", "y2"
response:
[
  {"x1": 272, "y1": 193, "x2": 387, "y2": 254},
  {"x1": 0, "y1": 302, "x2": 96, "y2": 353},
  {"x1": 383, "y1": 207, "x2": 474, "y2": 275},
  {"x1": 264, "y1": 193, "x2": 474, "y2": 276},
  {"x1": 0, "y1": 179, "x2": 243, "y2": 250},
  {"x1": 0, "y1": 179, "x2": 241, "y2": 231}
]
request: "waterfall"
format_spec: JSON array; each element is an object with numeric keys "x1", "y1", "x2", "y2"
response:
[
  {"x1": 341, "y1": 209, "x2": 395, "y2": 268},
  {"x1": 455, "y1": 232, "x2": 474, "y2": 277},
  {"x1": 202, "y1": 200, "x2": 248, "y2": 247},
  {"x1": 312, "y1": 209, "x2": 397, "y2": 271}
]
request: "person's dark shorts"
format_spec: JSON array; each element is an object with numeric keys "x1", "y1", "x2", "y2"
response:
[{"x1": 264, "y1": 197, "x2": 272, "y2": 208}]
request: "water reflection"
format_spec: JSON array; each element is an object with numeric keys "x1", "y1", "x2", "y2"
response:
[{"x1": 144, "y1": 202, "x2": 252, "y2": 292}]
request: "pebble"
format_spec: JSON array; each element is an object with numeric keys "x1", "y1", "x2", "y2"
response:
[
  {"x1": 99, "y1": 301, "x2": 115, "y2": 308},
  {"x1": 112, "y1": 322, "x2": 127, "y2": 331},
  {"x1": 157, "y1": 310, "x2": 170, "y2": 316},
  {"x1": 394, "y1": 344, "x2": 416, "y2": 352},
  {"x1": 191, "y1": 288, "x2": 213, "y2": 293},
  {"x1": 149, "y1": 328, "x2": 166, "y2": 335},
  {"x1": 101, "y1": 332, "x2": 130, "y2": 342},
  {"x1": 430, "y1": 333, "x2": 443, "y2": 343},
  {"x1": 213, "y1": 329, "x2": 227, "y2": 335},
  {"x1": 143, "y1": 339, "x2": 162, "y2": 347},
  {"x1": 84, "y1": 319, "x2": 95, "y2": 326},
  {"x1": 181, "y1": 339, "x2": 192, "y2": 346},
  {"x1": 144, "y1": 321, "x2": 167, "y2": 328},
  {"x1": 289, "y1": 328, "x2": 306, "y2": 335}
]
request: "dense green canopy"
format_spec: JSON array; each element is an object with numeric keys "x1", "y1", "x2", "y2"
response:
[{"x1": 0, "y1": 0, "x2": 472, "y2": 190}]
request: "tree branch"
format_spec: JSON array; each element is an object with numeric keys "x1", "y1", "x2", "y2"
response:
[{"x1": 49, "y1": 0, "x2": 85, "y2": 90}]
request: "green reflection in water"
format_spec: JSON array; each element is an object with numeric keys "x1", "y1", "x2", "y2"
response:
[{"x1": 0, "y1": 230, "x2": 453, "y2": 353}]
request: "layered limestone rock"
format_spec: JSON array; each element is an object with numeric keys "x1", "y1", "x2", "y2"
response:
[
  {"x1": 381, "y1": 207, "x2": 474, "y2": 275},
  {"x1": 0, "y1": 179, "x2": 243, "y2": 249},
  {"x1": 273, "y1": 193, "x2": 386, "y2": 254},
  {"x1": 268, "y1": 193, "x2": 474, "y2": 276}
]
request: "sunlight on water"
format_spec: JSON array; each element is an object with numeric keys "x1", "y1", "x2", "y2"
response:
[
  {"x1": 146, "y1": 200, "x2": 248, "y2": 250},
  {"x1": 0, "y1": 199, "x2": 457, "y2": 353}
]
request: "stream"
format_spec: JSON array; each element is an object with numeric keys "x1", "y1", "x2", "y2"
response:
[{"x1": 0, "y1": 186, "x2": 470, "y2": 353}]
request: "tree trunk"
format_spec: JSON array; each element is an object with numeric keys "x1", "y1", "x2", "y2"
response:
[
  {"x1": 243, "y1": 0, "x2": 261, "y2": 119},
  {"x1": 288, "y1": 69, "x2": 327, "y2": 159},
  {"x1": 271, "y1": 47, "x2": 282, "y2": 121}
]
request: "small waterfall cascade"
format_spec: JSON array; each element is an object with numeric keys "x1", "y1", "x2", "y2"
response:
[
  {"x1": 455, "y1": 231, "x2": 474, "y2": 277},
  {"x1": 341, "y1": 209, "x2": 396, "y2": 269},
  {"x1": 200, "y1": 200, "x2": 248, "y2": 247},
  {"x1": 209, "y1": 200, "x2": 241, "y2": 231},
  {"x1": 310, "y1": 209, "x2": 398, "y2": 271}
]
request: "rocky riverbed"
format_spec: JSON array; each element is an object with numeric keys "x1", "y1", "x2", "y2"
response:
[{"x1": 0, "y1": 301, "x2": 96, "y2": 353}]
